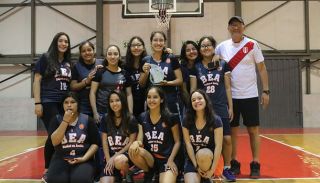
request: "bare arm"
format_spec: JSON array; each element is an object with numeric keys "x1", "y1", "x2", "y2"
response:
[
  {"x1": 183, "y1": 127, "x2": 197, "y2": 168},
  {"x1": 71, "y1": 67, "x2": 100, "y2": 91},
  {"x1": 208, "y1": 127, "x2": 223, "y2": 176},
  {"x1": 167, "y1": 124, "x2": 181, "y2": 175},
  {"x1": 51, "y1": 110, "x2": 74, "y2": 146},
  {"x1": 139, "y1": 63, "x2": 151, "y2": 87},
  {"x1": 190, "y1": 76, "x2": 197, "y2": 93},
  {"x1": 70, "y1": 79, "x2": 87, "y2": 91},
  {"x1": 115, "y1": 133, "x2": 137, "y2": 155},
  {"x1": 89, "y1": 81, "x2": 100, "y2": 122},
  {"x1": 81, "y1": 144, "x2": 98, "y2": 162},
  {"x1": 126, "y1": 87, "x2": 133, "y2": 114},
  {"x1": 101, "y1": 132, "x2": 111, "y2": 161},
  {"x1": 256, "y1": 62, "x2": 270, "y2": 109},
  {"x1": 161, "y1": 68, "x2": 183, "y2": 87},
  {"x1": 224, "y1": 72, "x2": 233, "y2": 121},
  {"x1": 33, "y1": 73, "x2": 43, "y2": 117}
]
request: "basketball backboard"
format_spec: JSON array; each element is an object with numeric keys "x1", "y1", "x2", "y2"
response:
[{"x1": 122, "y1": 0, "x2": 204, "y2": 18}]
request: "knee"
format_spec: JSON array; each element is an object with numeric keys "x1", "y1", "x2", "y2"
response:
[
  {"x1": 247, "y1": 127, "x2": 259, "y2": 136},
  {"x1": 223, "y1": 136, "x2": 232, "y2": 146},
  {"x1": 114, "y1": 155, "x2": 128, "y2": 169},
  {"x1": 196, "y1": 148, "x2": 213, "y2": 171}
]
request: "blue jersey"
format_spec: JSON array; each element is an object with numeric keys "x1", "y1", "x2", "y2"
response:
[
  {"x1": 34, "y1": 54, "x2": 71, "y2": 103},
  {"x1": 100, "y1": 114, "x2": 138, "y2": 156},
  {"x1": 138, "y1": 112, "x2": 179, "y2": 159},
  {"x1": 183, "y1": 115, "x2": 222, "y2": 153},
  {"x1": 50, "y1": 113, "x2": 99, "y2": 159},
  {"x1": 93, "y1": 68, "x2": 131, "y2": 114},
  {"x1": 71, "y1": 59, "x2": 104, "y2": 115},
  {"x1": 181, "y1": 64, "x2": 196, "y2": 93},
  {"x1": 192, "y1": 60, "x2": 230, "y2": 118},
  {"x1": 141, "y1": 54, "x2": 180, "y2": 101},
  {"x1": 124, "y1": 65, "x2": 146, "y2": 117}
]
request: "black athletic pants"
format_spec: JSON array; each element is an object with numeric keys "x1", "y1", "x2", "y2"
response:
[
  {"x1": 42, "y1": 102, "x2": 64, "y2": 169},
  {"x1": 47, "y1": 153, "x2": 95, "y2": 183}
]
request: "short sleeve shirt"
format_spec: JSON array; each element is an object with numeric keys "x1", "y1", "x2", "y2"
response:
[{"x1": 215, "y1": 37, "x2": 264, "y2": 99}]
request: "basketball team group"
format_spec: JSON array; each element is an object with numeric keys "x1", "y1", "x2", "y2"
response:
[{"x1": 33, "y1": 16, "x2": 270, "y2": 183}]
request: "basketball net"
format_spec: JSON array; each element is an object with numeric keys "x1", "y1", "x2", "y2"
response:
[
  {"x1": 154, "y1": 9, "x2": 172, "y2": 30},
  {"x1": 152, "y1": 1, "x2": 173, "y2": 30}
]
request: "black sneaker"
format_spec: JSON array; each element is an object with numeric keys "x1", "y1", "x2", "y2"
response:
[
  {"x1": 230, "y1": 159, "x2": 241, "y2": 175},
  {"x1": 143, "y1": 170, "x2": 154, "y2": 183},
  {"x1": 250, "y1": 161, "x2": 260, "y2": 179}
]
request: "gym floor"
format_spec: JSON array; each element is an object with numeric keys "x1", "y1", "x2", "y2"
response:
[{"x1": 0, "y1": 129, "x2": 319, "y2": 183}]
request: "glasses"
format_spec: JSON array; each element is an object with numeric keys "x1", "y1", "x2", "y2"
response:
[
  {"x1": 200, "y1": 44, "x2": 213, "y2": 49},
  {"x1": 130, "y1": 44, "x2": 143, "y2": 48}
]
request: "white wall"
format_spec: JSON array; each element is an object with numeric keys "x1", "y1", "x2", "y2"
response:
[{"x1": 0, "y1": 1, "x2": 319, "y2": 129}]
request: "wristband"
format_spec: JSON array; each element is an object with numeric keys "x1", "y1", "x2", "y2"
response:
[{"x1": 35, "y1": 102, "x2": 42, "y2": 105}]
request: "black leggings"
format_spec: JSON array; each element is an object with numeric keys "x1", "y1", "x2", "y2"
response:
[
  {"x1": 47, "y1": 154, "x2": 95, "y2": 183},
  {"x1": 42, "y1": 102, "x2": 64, "y2": 168}
]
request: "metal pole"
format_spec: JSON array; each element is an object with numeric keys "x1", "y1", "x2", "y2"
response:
[
  {"x1": 235, "y1": 0, "x2": 241, "y2": 16},
  {"x1": 96, "y1": 0, "x2": 104, "y2": 58},
  {"x1": 31, "y1": 0, "x2": 36, "y2": 98}
]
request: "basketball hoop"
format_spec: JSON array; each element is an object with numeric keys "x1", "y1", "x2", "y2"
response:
[{"x1": 151, "y1": 0, "x2": 173, "y2": 30}]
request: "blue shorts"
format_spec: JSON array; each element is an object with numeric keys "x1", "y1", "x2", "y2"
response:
[
  {"x1": 221, "y1": 117, "x2": 231, "y2": 136},
  {"x1": 184, "y1": 158, "x2": 197, "y2": 173}
]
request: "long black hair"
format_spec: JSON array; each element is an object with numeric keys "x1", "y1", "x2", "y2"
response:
[
  {"x1": 146, "y1": 86, "x2": 172, "y2": 124},
  {"x1": 44, "y1": 32, "x2": 71, "y2": 77},
  {"x1": 105, "y1": 90, "x2": 132, "y2": 136},
  {"x1": 180, "y1": 40, "x2": 200, "y2": 67},
  {"x1": 125, "y1": 36, "x2": 147, "y2": 70},
  {"x1": 78, "y1": 41, "x2": 95, "y2": 64},
  {"x1": 183, "y1": 89, "x2": 216, "y2": 129}
]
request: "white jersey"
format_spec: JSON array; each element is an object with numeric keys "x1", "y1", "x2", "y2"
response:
[{"x1": 215, "y1": 37, "x2": 264, "y2": 99}]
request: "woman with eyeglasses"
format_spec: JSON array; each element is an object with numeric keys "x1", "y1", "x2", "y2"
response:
[
  {"x1": 124, "y1": 36, "x2": 148, "y2": 119},
  {"x1": 190, "y1": 36, "x2": 236, "y2": 182}
]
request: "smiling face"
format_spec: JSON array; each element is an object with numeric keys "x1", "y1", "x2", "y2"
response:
[
  {"x1": 151, "y1": 33, "x2": 165, "y2": 53},
  {"x1": 200, "y1": 38, "x2": 215, "y2": 59},
  {"x1": 185, "y1": 43, "x2": 198, "y2": 62},
  {"x1": 57, "y1": 35, "x2": 69, "y2": 54},
  {"x1": 146, "y1": 88, "x2": 163, "y2": 110},
  {"x1": 130, "y1": 38, "x2": 144, "y2": 57},
  {"x1": 191, "y1": 91, "x2": 206, "y2": 112},
  {"x1": 228, "y1": 20, "x2": 245, "y2": 42},
  {"x1": 80, "y1": 43, "x2": 95, "y2": 64},
  {"x1": 106, "y1": 46, "x2": 120, "y2": 67},
  {"x1": 109, "y1": 93, "x2": 122, "y2": 115},
  {"x1": 63, "y1": 96, "x2": 78, "y2": 114}
]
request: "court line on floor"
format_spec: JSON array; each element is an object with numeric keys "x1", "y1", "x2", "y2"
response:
[
  {"x1": 260, "y1": 135, "x2": 320, "y2": 158},
  {"x1": 0, "y1": 146, "x2": 44, "y2": 162}
]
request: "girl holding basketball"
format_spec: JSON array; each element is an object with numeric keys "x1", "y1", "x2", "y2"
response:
[
  {"x1": 128, "y1": 86, "x2": 181, "y2": 183},
  {"x1": 182, "y1": 89, "x2": 223, "y2": 183},
  {"x1": 99, "y1": 90, "x2": 138, "y2": 183}
]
